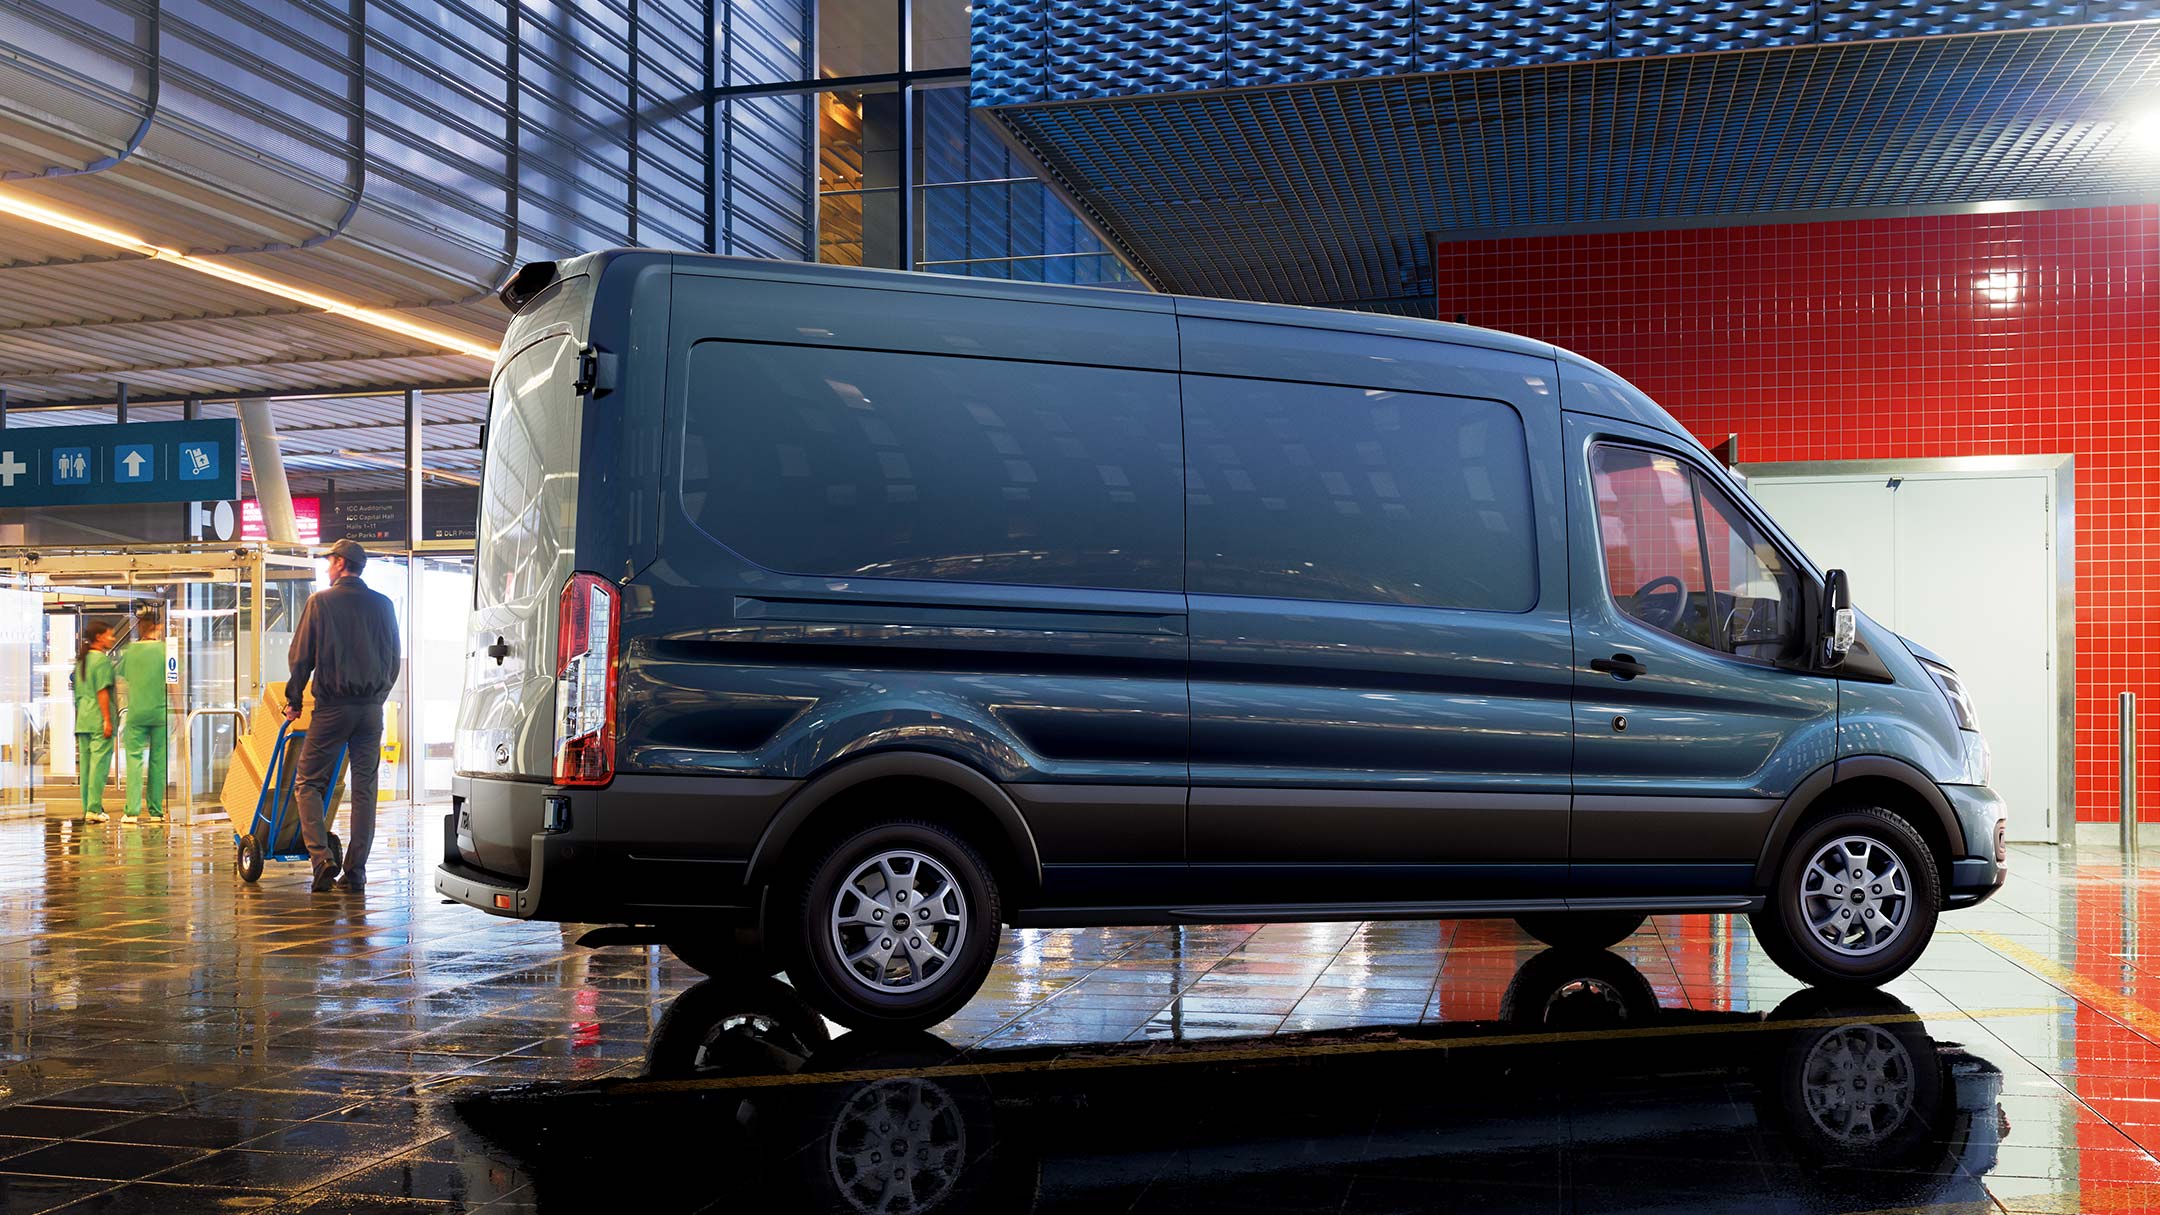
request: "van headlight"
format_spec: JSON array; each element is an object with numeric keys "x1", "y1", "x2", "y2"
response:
[
  {"x1": 1922, "y1": 659, "x2": 1990, "y2": 784},
  {"x1": 1958, "y1": 730, "x2": 1992, "y2": 787},
  {"x1": 1922, "y1": 659, "x2": 1977, "y2": 731}
]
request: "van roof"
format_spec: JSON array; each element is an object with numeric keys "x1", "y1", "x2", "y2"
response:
[{"x1": 540, "y1": 249, "x2": 1560, "y2": 363}]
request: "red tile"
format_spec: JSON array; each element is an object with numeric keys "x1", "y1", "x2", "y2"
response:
[{"x1": 1437, "y1": 207, "x2": 2160, "y2": 823}]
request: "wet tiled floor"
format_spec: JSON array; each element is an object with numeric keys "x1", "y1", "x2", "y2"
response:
[{"x1": 3, "y1": 809, "x2": 2159, "y2": 1211}]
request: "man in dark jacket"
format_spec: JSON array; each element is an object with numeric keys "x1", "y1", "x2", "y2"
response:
[{"x1": 285, "y1": 537, "x2": 401, "y2": 894}]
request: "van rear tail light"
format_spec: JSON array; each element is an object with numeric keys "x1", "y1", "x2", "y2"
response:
[{"x1": 554, "y1": 572, "x2": 618, "y2": 787}]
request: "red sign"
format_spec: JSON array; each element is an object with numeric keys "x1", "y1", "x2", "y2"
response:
[{"x1": 240, "y1": 496, "x2": 321, "y2": 544}]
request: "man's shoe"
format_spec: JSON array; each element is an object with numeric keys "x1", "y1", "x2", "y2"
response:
[
  {"x1": 335, "y1": 874, "x2": 365, "y2": 894},
  {"x1": 121, "y1": 814, "x2": 140, "y2": 826},
  {"x1": 311, "y1": 864, "x2": 340, "y2": 893},
  {"x1": 145, "y1": 809, "x2": 165, "y2": 821},
  {"x1": 85, "y1": 811, "x2": 108, "y2": 824}
]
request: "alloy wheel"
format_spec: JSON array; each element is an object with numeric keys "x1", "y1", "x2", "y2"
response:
[
  {"x1": 1798, "y1": 834, "x2": 1912, "y2": 957},
  {"x1": 829, "y1": 850, "x2": 969, "y2": 994}
]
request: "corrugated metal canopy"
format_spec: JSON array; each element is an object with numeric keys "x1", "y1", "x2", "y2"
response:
[
  {"x1": 990, "y1": 23, "x2": 2160, "y2": 309},
  {"x1": 0, "y1": 0, "x2": 739, "y2": 441}
]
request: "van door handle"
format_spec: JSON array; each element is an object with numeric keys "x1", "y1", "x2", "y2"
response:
[{"x1": 1589, "y1": 654, "x2": 1646, "y2": 680}]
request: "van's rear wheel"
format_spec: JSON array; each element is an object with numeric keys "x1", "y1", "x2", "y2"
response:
[
  {"x1": 1750, "y1": 807, "x2": 1940, "y2": 988},
  {"x1": 1514, "y1": 912, "x2": 1645, "y2": 951},
  {"x1": 786, "y1": 819, "x2": 1002, "y2": 1032}
]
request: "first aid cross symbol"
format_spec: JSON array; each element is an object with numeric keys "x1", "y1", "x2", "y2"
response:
[{"x1": 0, "y1": 451, "x2": 24, "y2": 488}]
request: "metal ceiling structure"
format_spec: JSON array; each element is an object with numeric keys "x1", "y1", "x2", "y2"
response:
[
  {"x1": 975, "y1": 6, "x2": 2160, "y2": 310},
  {"x1": 0, "y1": 0, "x2": 723, "y2": 494}
]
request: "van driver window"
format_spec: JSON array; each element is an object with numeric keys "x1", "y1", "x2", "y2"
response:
[{"x1": 1590, "y1": 445, "x2": 1799, "y2": 661}]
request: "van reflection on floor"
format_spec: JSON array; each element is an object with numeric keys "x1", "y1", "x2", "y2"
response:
[{"x1": 450, "y1": 949, "x2": 2005, "y2": 1214}]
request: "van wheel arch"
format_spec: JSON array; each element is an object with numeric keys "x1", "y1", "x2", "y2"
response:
[
  {"x1": 745, "y1": 752, "x2": 1043, "y2": 907},
  {"x1": 1755, "y1": 758, "x2": 1959, "y2": 891}
]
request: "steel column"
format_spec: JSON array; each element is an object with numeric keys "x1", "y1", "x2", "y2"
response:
[
  {"x1": 238, "y1": 396, "x2": 299, "y2": 544},
  {"x1": 2123, "y1": 692, "x2": 2139, "y2": 855},
  {"x1": 405, "y1": 388, "x2": 423, "y2": 549}
]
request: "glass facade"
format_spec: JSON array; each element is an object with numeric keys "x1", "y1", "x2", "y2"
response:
[
  {"x1": 744, "y1": 0, "x2": 1145, "y2": 285},
  {"x1": 0, "y1": 0, "x2": 1144, "y2": 817}
]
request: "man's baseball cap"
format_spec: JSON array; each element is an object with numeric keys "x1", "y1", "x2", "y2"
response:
[{"x1": 324, "y1": 538, "x2": 367, "y2": 566}]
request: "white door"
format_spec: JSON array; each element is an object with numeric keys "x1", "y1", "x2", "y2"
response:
[{"x1": 1745, "y1": 470, "x2": 2057, "y2": 840}]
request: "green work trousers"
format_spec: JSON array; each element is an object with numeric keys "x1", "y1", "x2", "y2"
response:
[
  {"x1": 121, "y1": 720, "x2": 166, "y2": 818},
  {"x1": 76, "y1": 731, "x2": 113, "y2": 816}
]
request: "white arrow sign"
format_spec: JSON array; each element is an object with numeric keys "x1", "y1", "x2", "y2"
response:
[
  {"x1": 121, "y1": 449, "x2": 147, "y2": 478},
  {"x1": 0, "y1": 451, "x2": 22, "y2": 488}
]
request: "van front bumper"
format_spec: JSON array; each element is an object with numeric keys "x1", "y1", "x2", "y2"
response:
[{"x1": 1943, "y1": 782, "x2": 2009, "y2": 908}]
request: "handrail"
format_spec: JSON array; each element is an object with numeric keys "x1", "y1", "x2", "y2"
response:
[
  {"x1": 184, "y1": 706, "x2": 248, "y2": 734},
  {"x1": 179, "y1": 706, "x2": 249, "y2": 822}
]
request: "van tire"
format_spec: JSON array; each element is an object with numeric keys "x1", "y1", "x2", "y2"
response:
[
  {"x1": 1750, "y1": 806, "x2": 1940, "y2": 988},
  {"x1": 1514, "y1": 912, "x2": 1646, "y2": 951},
  {"x1": 785, "y1": 819, "x2": 1002, "y2": 1032}
]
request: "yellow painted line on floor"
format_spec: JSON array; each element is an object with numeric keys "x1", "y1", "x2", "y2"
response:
[
  {"x1": 1966, "y1": 928, "x2": 2160, "y2": 1045},
  {"x1": 1844, "y1": 1192, "x2": 2160, "y2": 1215},
  {"x1": 1835, "y1": 1203, "x2": 1999, "y2": 1215},
  {"x1": 613, "y1": 1004, "x2": 2058, "y2": 1095}
]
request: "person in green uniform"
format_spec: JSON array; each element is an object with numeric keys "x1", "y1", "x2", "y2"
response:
[
  {"x1": 72, "y1": 620, "x2": 116, "y2": 825},
  {"x1": 117, "y1": 606, "x2": 170, "y2": 824}
]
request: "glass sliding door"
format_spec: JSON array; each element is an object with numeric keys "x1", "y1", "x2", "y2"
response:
[{"x1": 415, "y1": 554, "x2": 474, "y2": 802}]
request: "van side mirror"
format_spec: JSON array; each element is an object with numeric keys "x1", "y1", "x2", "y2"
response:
[{"x1": 1820, "y1": 568, "x2": 1856, "y2": 667}]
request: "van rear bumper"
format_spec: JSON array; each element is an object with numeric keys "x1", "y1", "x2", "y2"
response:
[
  {"x1": 434, "y1": 808, "x2": 585, "y2": 921},
  {"x1": 434, "y1": 774, "x2": 605, "y2": 921},
  {"x1": 435, "y1": 773, "x2": 790, "y2": 924}
]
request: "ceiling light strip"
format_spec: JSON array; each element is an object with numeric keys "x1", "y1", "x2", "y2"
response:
[{"x1": 0, "y1": 189, "x2": 501, "y2": 362}]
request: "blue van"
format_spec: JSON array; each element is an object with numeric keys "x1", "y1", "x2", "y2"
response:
[{"x1": 438, "y1": 251, "x2": 2007, "y2": 1030}]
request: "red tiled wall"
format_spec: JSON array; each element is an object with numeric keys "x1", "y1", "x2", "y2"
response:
[{"x1": 1436, "y1": 205, "x2": 2160, "y2": 824}]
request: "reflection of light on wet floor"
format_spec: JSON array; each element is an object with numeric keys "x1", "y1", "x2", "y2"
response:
[{"x1": 5, "y1": 823, "x2": 2160, "y2": 1210}]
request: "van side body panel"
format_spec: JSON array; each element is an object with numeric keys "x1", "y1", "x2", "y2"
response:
[
  {"x1": 1177, "y1": 311, "x2": 1577, "y2": 902},
  {"x1": 1559, "y1": 407, "x2": 1840, "y2": 898},
  {"x1": 579, "y1": 253, "x2": 675, "y2": 585},
  {"x1": 615, "y1": 268, "x2": 1191, "y2": 906}
]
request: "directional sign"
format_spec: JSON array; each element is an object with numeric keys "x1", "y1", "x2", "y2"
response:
[
  {"x1": 0, "y1": 420, "x2": 240, "y2": 508},
  {"x1": 114, "y1": 443, "x2": 155, "y2": 482}
]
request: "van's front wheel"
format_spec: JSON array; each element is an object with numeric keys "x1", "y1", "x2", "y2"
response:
[
  {"x1": 1750, "y1": 807, "x2": 1940, "y2": 988},
  {"x1": 786, "y1": 820, "x2": 1002, "y2": 1032}
]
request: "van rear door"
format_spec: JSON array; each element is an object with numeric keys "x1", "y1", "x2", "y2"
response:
[{"x1": 456, "y1": 275, "x2": 591, "y2": 787}]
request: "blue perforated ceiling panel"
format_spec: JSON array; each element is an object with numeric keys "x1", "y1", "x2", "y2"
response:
[{"x1": 988, "y1": 23, "x2": 2160, "y2": 308}]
